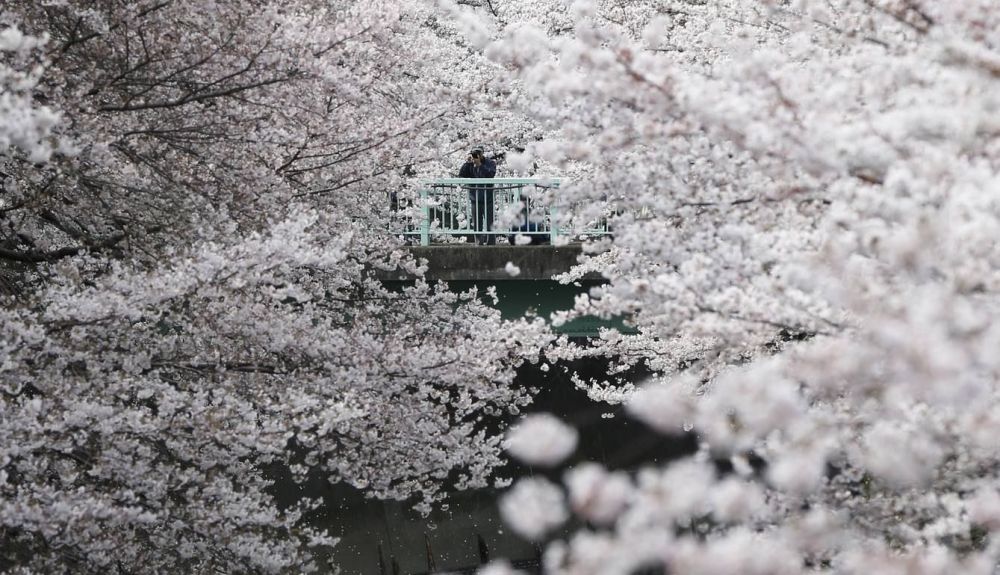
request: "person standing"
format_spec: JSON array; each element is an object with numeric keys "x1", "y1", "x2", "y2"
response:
[{"x1": 460, "y1": 149, "x2": 497, "y2": 245}]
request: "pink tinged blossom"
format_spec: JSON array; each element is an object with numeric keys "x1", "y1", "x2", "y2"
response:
[
  {"x1": 784, "y1": 506, "x2": 846, "y2": 557},
  {"x1": 967, "y1": 489, "x2": 1000, "y2": 531},
  {"x1": 709, "y1": 477, "x2": 765, "y2": 523},
  {"x1": 476, "y1": 560, "x2": 528, "y2": 575},
  {"x1": 625, "y1": 379, "x2": 694, "y2": 435},
  {"x1": 505, "y1": 413, "x2": 578, "y2": 466},
  {"x1": 441, "y1": 0, "x2": 496, "y2": 50},
  {"x1": 641, "y1": 15, "x2": 673, "y2": 49},
  {"x1": 506, "y1": 151, "x2": 533, "y2": 174},
  {"x1": 767, "y1": 447, "x2": 827, "y2": 495},
  {"x1": 0, "y1": 27, "x2": 61, "y2": 163},
  {"x1": 672, "y1": 529, "x2": 802, "y2": 575},
  {"x1": 485, "y1": 24, "x2": 550, "y2": 68},
  {"x1": 500, "y1": 477, "x2": 568, "y2": 540},
  {"x1": 549, "y1": 528, "x2": 674, "y2": 575},
  {"x1": 564, "y1": 463, "x2": 631, "y2": 525},
  {"x1": 856, "y1": 422, "x2": 944, "y2": 489},
  {"x1": 624, "y1": 459, "x2": 716, "y2": 527},
  {"x1": 568, "y1": 0, "x2": 596, "y2": 21},
  {"x1": 0, "y1": 27, "x2": 37, "y2": 51}
]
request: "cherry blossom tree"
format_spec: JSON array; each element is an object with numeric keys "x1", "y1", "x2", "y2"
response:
[
  {"x1": 0, "y1": 26, "x2": 61, "y2": 165},
  {"x1": 467, "y1": 0, "x2": 1000, "y2": 573},
  {"x1": 0, "y1": 1, "x2": 551, "y2": 572}
]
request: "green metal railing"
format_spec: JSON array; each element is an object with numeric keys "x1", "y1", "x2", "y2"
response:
[{"x1": 391, "y1": 178, "x2": 613, "y2": 246}]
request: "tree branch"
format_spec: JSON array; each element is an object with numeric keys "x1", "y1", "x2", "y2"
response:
[{"x1": 0, "y1": 233, "x2": 125, "y2": 263}]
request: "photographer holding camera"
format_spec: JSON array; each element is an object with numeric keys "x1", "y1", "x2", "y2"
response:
[{"x1": 459, "y1": 149, "x2": 497, "y2": 245}]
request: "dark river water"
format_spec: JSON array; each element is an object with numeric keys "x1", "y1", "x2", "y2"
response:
[{"x1": 273, "y1": 357, "x2": 696, "y2": 574}]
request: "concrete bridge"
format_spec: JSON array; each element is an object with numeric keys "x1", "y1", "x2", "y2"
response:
[
  {"x1": 379, "y1": 244, "x2": 625, "y2": 337},
  {"x1": 381, "y1": 245, "x2": 590, "y2": 281},
  {"x1": 314, "y1": 183, "x2": 648, "y2": 574},
  {"x1": 384, "y1": 178, "x2": 621, "y2": 337}
]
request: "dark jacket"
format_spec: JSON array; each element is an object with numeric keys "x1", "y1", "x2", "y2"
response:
[{"x1": 460, "y1": 159, "x2": 496, "y2": 179}]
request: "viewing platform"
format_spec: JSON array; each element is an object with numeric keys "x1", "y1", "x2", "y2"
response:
[
  {"x1": 383, "y1": 177, "x2": 617, "y2": 337},
  {"x1": 392, "y1": 178, "x2": 613, "y2": 247}
]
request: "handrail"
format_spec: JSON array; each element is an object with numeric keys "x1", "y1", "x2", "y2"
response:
[
  {"x1": 390, "y1": 178, "x2": 610, "y2": 246},
  {"x1": 419, "y1": 177, "x2": 563, "y2": 185}
]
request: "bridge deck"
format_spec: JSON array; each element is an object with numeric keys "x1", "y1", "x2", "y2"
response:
[{"x1": 378, "y1": 245, "x2": 603, "y2": 281}]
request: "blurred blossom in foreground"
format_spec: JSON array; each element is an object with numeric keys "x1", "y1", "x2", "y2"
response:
[{"x1": 505, "y1": 412, "x2": 578, "y2": 466}]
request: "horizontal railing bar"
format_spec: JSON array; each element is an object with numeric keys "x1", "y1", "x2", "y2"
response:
[
  {"x1": 420, "y1": 178, "x2": 562, "y2": 185},
  {"x1": 428, "y1": 184, "x2": 536, "y2": 191},
  {"x1": 391, "y1": 176, "x2": 611, "y2": 246}
]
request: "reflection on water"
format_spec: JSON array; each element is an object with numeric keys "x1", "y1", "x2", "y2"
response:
[{"x1": 273, "y1": 357, "x2": 696, "y2": 574}]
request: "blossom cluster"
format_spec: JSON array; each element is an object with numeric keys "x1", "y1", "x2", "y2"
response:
[{"x1": 471, "y1": 0, "x2": 1000, "y2": 572}]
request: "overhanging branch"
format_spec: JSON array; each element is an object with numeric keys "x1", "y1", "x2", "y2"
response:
[{"x1": 0, "y1": 233, "x2": 125, "y2": 263}]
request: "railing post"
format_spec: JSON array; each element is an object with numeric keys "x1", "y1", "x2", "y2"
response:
[
  {"x1": 513, "y1": 184, "x2": 522, "y2": 241},
  {"x1": 549, "y1": 205, "x2": 559, "y2": 244},
  {"x1": 420, "y1": 187, "x2": 430, "y2": 246},
  {"x1": 407, "y1": 178, "x2": 573, "y2": 245},
  {"x1": 549, "y1": 181, "x2": 560, "y2": 243}
]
